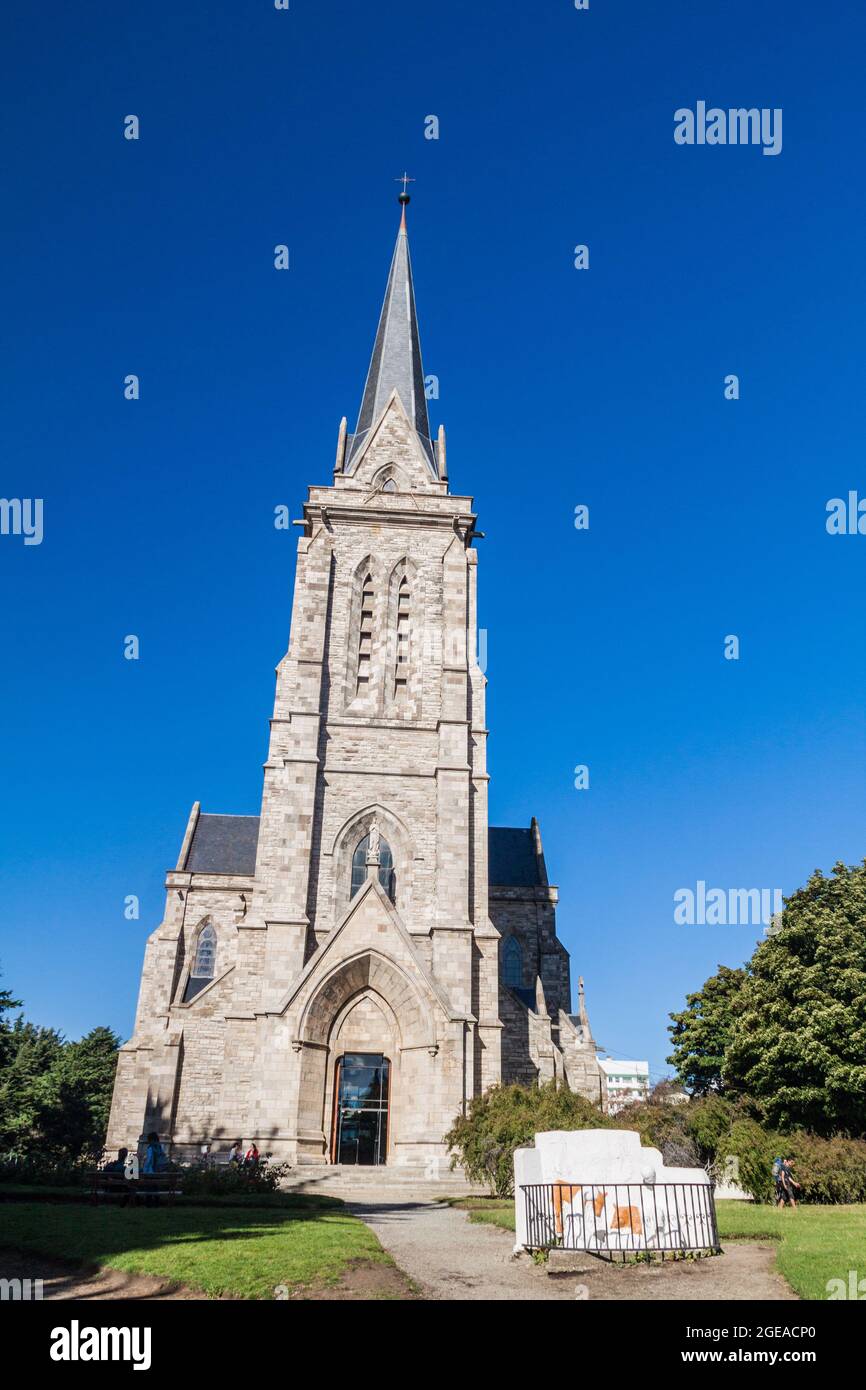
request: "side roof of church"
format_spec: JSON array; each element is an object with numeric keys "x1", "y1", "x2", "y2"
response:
[{"x1": 183, "y1": 811, "x2": 547, "y2": 888}]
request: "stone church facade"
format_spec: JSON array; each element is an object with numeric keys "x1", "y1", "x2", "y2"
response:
[{"x1": 108, "y1": 197, "x2": 604, "y2": 1169}]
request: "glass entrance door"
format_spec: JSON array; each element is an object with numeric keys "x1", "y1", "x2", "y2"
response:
[{"x1": 333, "y1": 1053, "x2": 390, "y2": 1165}]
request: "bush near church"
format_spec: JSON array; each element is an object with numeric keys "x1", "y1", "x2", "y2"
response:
[
  {"x1": 181, "y1": 1158, "x2": 293, "y2": 1197},
  {"x1": 447, "y1": 1077, "x2": 866, "y2": 1207},
  {"x1": 445, "y1": 1082, "x2": 607, "y2": 1197},
  {"x1": 613, "y1": 1094, "x2": 866, "y2": 1205}
]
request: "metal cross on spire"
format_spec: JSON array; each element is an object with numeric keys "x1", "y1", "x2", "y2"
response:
[{"x1": 395, "y1": 171, "x2": 415, "y2": 202}]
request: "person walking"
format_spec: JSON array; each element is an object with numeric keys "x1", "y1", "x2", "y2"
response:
[{"x1": 776, "y1": 1156, "x2": 801, "y2": 1208}]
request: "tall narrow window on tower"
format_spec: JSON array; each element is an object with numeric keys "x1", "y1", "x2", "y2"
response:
[
  {"x1": 394, "y1": 575, "x2": 411, "y2": 698},
  {"x1": 357, "y1": 572, "x2": 374, "y2": 694}
]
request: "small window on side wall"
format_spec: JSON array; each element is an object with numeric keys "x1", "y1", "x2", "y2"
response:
[
  {"x1": 184, "y1": 922, "x2": 217, "y2": 1002},
  {"x1": 502, "y1": 935, "x2": 523, "y2": 987}
]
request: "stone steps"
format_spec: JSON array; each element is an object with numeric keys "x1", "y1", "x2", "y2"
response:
[{"x1": 280, "y1": 1165, "x2": 488, "y2": 1198}]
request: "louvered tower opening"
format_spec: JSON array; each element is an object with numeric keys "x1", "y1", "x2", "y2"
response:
[
  {"x1": 394, "y1": 576, "x2": 410, "y2": 697},
  {"x1": 357, "y1": 573, "x2": 374, "y2": 693}
]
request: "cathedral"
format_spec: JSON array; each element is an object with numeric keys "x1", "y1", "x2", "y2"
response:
[{"x1": 108, "y1": 192, "x2": 604, "y2": 1170}]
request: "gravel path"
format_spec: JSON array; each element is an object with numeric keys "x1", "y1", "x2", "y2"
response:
[{"x1": 344, "y1": 1196, "x2": 798, "y2": 1301}]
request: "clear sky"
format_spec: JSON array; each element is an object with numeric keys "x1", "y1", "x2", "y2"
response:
[{"x1": 2, "y1": 0, "x2": 864, "y2": 1082}]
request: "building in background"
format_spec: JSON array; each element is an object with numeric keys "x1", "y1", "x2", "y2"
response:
[{"x1": 600, "y1": 1059, "x2": 649, "y2": 1114}]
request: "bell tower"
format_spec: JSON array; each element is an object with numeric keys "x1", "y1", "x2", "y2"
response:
[{"x1": 230, "y1": 188, "x2": 502, "y2": 1155}]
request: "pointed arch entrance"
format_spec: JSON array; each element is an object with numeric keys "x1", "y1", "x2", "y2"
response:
[{"x1": 295, "y1": 948, "x2": 438, "y2": 1167}]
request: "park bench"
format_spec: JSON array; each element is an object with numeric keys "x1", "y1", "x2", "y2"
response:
[{"x1": 89, "y1": 1170, "x2": 183, "y2": 1206}]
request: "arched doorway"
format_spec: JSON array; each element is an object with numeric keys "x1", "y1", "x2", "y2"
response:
[
  {"x1": 293, "y1": 950, "x2": 440, "y2": 1166},
  {"x1": 332, "y1": 1052, "x2": 390, "y2": 1165}
]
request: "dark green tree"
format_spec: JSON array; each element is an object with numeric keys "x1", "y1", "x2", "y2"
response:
[
  {"x1": 32, "y1": 1026, "x2": 121, "y2": 1161},
  {"x1": 0, "y1": 977, "x2": 23, "y2": 1070},
  {"x1": 723, "y1": 862, "x2": 866, "y2": 1134},
  {"x1": 0, "y1": 1017, "x2": 65, "y2": 1157},
  {"x1": 667, "y1": 964, "x2": 746, "y2": 1095},
  {"x1": 0, "y1": 968, "x2": 121, "y2": 1163}
]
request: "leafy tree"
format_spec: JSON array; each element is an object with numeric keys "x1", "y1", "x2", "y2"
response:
[
  {"x1": 0, "y1": 968, "x2": 120, "y2": 1163},
  {"x1": 667, "y1": 964, "x2": 746, "y2": 1094},
  {"x1": 31, "y1": 1026, "x2": 121, "y2": 1161},
  {"x1": 0, "y1": 977, "x2": 23, "y2": 1070},
  {"x1": 723, "y1": 862, "x2": 866, "y2": 1134},
  {"x1": 648, "y1": 1077, "x2": 683, "y2": 1103},
  {"x1": 0, "y1": 1017, "x2": 64, "y2": 1156}
]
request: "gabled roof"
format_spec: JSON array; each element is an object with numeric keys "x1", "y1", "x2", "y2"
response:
[
  {"x1": 184, "y1": 814, "x2": 259, "y2": 876},
  {"x1": 488, "y1": 827, "x2": 542, "y2": 887},
  {"x1": 346, "y1": 202, "x2": 436, "y2": 476}
]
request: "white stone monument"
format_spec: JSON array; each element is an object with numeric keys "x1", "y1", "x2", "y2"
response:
[{"x1": 513, "y1": 1129, "x2": 717, "y2": 1255}]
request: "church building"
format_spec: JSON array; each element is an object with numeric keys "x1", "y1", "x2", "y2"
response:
[{"x1": 108, "y1": 192, "x2": 604, "y2": 1169}]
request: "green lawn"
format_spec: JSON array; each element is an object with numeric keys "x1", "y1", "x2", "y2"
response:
[
  {"x1": 716, "y1": 1200, "x2": 866, "y2": 1301},
  {"x1": 448, "y1": 1196, "x2": 515, "y2": 1230},
  {"x1": 0, "y1": 1196, "x2": 399, "y2": 1300}
]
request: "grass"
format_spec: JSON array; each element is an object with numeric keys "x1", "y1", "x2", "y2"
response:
[
  {"x1": 0, "y1": 1183, "x2": 341, "y2": 1211},
  {"x1": 448, "y1": 1196, "x2": 515, "y2": 1231},
  {"x1": 716, "y1": 1200, "x2": 866, "y2": 1301},
  {"x1": 0, "y1": 1196, "x2": 399, "y2": 1299}
]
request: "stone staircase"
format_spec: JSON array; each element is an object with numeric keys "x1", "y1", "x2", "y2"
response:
[{"x1": 280, "y1": 1163, "x2": 488, "y2": 1199}]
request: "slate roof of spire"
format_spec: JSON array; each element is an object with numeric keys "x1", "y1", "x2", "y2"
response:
[{"x1": 346, "y1": 206, "x2": 437, "y2": 475}]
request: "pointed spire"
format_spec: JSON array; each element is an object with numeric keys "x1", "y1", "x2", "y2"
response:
[
  {"x1": 346, "y1": 182, "x2": 436, "y2": 475},
  {"x1": 577, "y1": 977, "x2": 593, "y2": 1041}
]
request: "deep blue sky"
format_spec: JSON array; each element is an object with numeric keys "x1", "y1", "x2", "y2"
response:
[{"x1": 2, "y1": 1, "x2": 864, "y2": 1082}]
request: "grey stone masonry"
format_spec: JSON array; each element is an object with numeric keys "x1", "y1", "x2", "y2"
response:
[{"x1": 107, "y1": 210, "x2": 604, "y2": 1168}]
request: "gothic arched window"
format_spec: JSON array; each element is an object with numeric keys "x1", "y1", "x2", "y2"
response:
[
  {"x1": 184, "y1": 922, "x2": 217, "y2": 1001},
  {"x1": 502, "y1": 936, "x2": 523, "y2": 987},
  {"x1": 394, "y1": 575, "x2": 410, "y2": 698},
  {"x1": 351, "y1": 833, "x2": 396, "y2": 903},
  {"x1": 356, "y1": 572, "x2": 374, "y2": 694}
]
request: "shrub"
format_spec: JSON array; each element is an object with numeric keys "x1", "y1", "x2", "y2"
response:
[
  {"x1": 445, "y1": 1083, "x2": 607, "y2": 1197},
  {"x1": 784, "y1": 1133, "x2": 866, "y2": 1204},
  {"x1": 446, "y1": 1083, "x2": 866, "y2": 1205},
  {"x1": 179, "y1": 1158, "x2": 292, "y2": 1197},
  {"x1": 685, "y1": 1094, "x2": 738, "y2": 1162},
  {"x1": 0, "y1": 1154, "x2": 90, "y2": 1188},
  {"x1": 614, "y1": 1102, "x2": 696, "y2": 1166},
  {"x1": 716, "y1": 1118, "x2": 780, "y2": 1202}
]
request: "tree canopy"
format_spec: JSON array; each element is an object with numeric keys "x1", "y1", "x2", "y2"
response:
[
  {"x1": 0, "y1": 972, "x2": 120, "y2": 1164},
  {"x1": 667, "y1": 964, "x2": 746, "y2": 1095},
  {"x1": 724, "y1": 862, "x2": 866, "y2": 1134},
  {"x1": 668, "y1": 860, "x2": 866, "y2": 1135}
]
